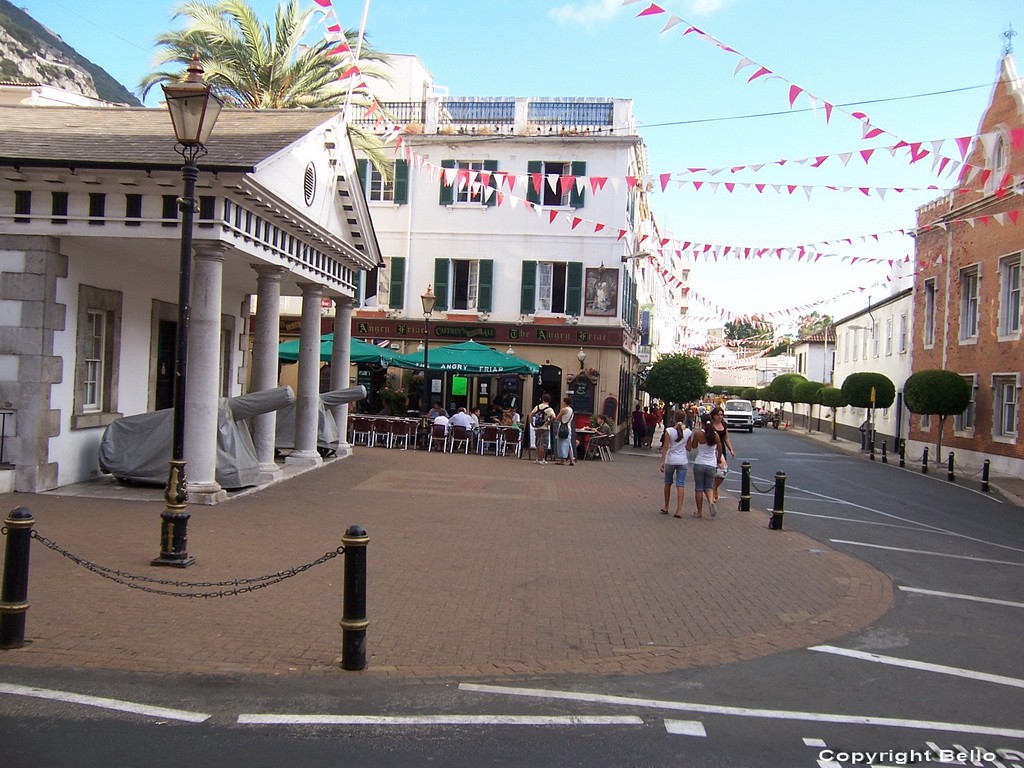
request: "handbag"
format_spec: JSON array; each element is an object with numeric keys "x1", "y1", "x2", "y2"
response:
[{"x1": 557, "y1": 421, "x2": 570, "y2": 439}]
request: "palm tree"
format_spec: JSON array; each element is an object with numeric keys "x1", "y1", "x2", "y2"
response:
[{"x1": 139, "y1": 0, "x2": 392, "y2": 172}]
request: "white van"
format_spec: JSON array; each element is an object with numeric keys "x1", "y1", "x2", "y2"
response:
[{"x1": 723, "y1": 399, "x2": 754, "y2": 432}]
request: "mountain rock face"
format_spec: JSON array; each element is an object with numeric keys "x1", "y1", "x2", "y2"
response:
[{"x1": 0, "y1": 0, "x2": 140, "y2": 105}]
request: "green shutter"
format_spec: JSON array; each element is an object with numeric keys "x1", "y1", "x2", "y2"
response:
[
  {"x1": 570, "y1": 161, "x2": 586, "y2": 208},
  {"x1": 526, "y1": 160, "x2": 542, "y2": 205},
  {"x1": 356, "y1": 159, "x2": 368, "y2": 187},
  {"x1": 356, "y1": 270, "x2": 365, "y2": 306},
  {"x1": 483, "y1": 159, "x2": 499, "y2": 207},
  {"x1": 388, "y1": 257, "x2": 405, "y2": 309},
  {"x1": 439, "y1": 159, "x2": 455, "y2": 205},
  {"x1": 520, "y1": 260, "x2": 536, "y2": 314},
  {"x1": 566, "y1": 262, "x2": 583, "y2": 316},
  {"x1": 433, "y1": 258, "x2": 449, "y2": 311},
  {"x1": 393, "y1": 160, "x2": 409, "y2": 204},
  {"x1": 477, "y1": 259, "x2": 493, "y2": 312}
]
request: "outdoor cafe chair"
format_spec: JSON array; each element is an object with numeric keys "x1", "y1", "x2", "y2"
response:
[
  {"x1": 477, "y1": 424, "x2": 502, "y2": 456},
  {"x1": 384, "y1": 419, "x2": 411, "y2": 449},
  {"x1": 448, "y1": 425, "x2": 473, "y2": 454},
  {"x1": 349, "y1": 416, "x2": 373, "y2": 447},
  {"x1": 427, "y1": 422, "x2": 448, "y2": 452},
  {"x1": 499, "y1": 426, "x2": 522, "y2": 458}
]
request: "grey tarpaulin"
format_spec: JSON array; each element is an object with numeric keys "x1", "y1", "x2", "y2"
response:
[
  {"x1": 274, "y1": 385, "x2": 367, "y2": 454},
  {"x1": 98, "y1": 386, "x2": 295, "y2": 489}
]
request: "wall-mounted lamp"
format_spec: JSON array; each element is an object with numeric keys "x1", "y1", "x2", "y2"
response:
[
  {"x1": 570, "y1": 315, "x2": 579, "y2": 325},
  {"x1": 506, "y1": 345, "x2": 515, "y2": 355},
  {"x1": 577, "y1": 347, "x2": 587, "y2": 371}
]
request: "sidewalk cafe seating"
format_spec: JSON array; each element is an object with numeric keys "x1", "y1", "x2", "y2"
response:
[
  {"x1": 477, "y1": 424, "x2": 502, "y2": 456},
  {"x1": 448, "y1": 425, "x2": 474, "y2": 454},
  {"x1": 499, "y1": 426, "x2": 522, "y2": 458},
  {"x1": 427, "y1": 422, "x2": 448, "y2": 452}
]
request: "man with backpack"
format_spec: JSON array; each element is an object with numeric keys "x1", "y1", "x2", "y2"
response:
[{"x1": 528, "y1": 393, "x2": 557, "y2": 465}]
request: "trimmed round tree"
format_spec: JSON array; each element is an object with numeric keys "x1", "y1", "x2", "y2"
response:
[
  {"x1": 818, "y1": 385, "x2": 848, "y2": 441},
  {"x1": 741, "y1": 387, "x2": 758, "y2": 402},
  {"x1": 841, "y1": 372, "x2": 896, "y2": 446},
  {"x1": 767, "y1": 373, "x2": 807, "y2": 426},
  {"x1": 903, "y1": 369, "x2": 972, "y2": 462},
  {"x1": 642, "y1": 353, "x2": 708, "y2": 406},
  {"x1": 793, "y1": 379, "x2": 825, "y2": 432}
]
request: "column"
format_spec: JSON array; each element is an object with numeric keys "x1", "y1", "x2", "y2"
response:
[
  {"x1": 286, "y1": 282, "x2": 324, "y2": 467},
  {"x1": 184, "y1": 242, "x2": 230, "y2": 504},
  {"x1": 251, "y1": 265, "x2": 287, "y2": 483},
  {"x1": 330, "y1": 297, "x2": 354, "y2": 457}
]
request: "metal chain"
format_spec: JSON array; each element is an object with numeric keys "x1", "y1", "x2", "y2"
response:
[
  {"x1": 904, "y1": 451, "x2": 924, "y2": 463},
  {"x1": 953, "y1": 461, "x2": 985, "y2": 478},
  {"x1": 29, "y1": 530, "x2": 343, "y2": 599},
  {"x1": 751, "y1": 480, "x2": 776, "y2": 494}
]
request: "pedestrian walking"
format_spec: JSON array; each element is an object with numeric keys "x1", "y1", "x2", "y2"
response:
[
  {"x1": 707, "y1": 406, "x2": 736, "y2": 503},
  {"x1": 631, "y1": 403, "x2": 645, "y2": 448},
  {"x1": 527, "y1": 394, "x2": 557, "y2": 465},
  {"x1": 687, "y1": 420, "x2": 723, "y2": 518},
  {"x1": 554, "y1": 396, "x2": 575, "y2": 466},
  {"x1": 659, "y1": 410, "x2": 692, "y2": 517}
]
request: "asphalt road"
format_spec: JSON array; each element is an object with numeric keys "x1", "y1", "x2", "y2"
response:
[{"x1": 2, "y1": 428, "x2": 1022, "y2": 767}]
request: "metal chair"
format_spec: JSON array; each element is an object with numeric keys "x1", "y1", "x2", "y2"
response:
[
  {"x1": 386, "y1": 419, "x2": 411, "y2": 449},
  {"x1": 477, "y1": 424, "x2": 502, "y2": 456},
  {"x1": 427, "y1": 422, "x2": 448, "y2": 452},
  {"x1": 349, "y1": 416, "x2": 373, "y2": 447},
  {"x1": 499, "y1": 427, "x2": 522, "y2": 458},
  {"x1": 448, "y1": 425, "x2": 473, "y2": 454}
]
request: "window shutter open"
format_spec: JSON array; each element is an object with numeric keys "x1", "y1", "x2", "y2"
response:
[
  {"x1": 484, "y1": 160, "x2": 499, "y2": 207},
  {"x1": 439, "y1": 159, "x2": 455, "y2": 205},
  {"x1": 394, "y1": 160, "x2": 409, "y2": 204},
  {"x1": 477, "y1": 259, "x2": 493, "y2": 312},
  {"x1": 356, "y1": 159, "x2": 368, "y2": 187},
  {"x1": 520, "y1": 260, "x2": 536, "y2": 314},
  {"x1": 566, "y1": 261, "x2": 583, "y2": 316},
  {"x1": 433, "y1": 258, "x2": 450, "y2": 311},
  {"x1": 526, "y1": 160, "x2": 542, "y2": 205},
  {"x1": 570, "y1": 161, "x2": 586, "y2": 208},
  {"x1": 388, "y1": 256, "x2": 406, "y2": 309}
]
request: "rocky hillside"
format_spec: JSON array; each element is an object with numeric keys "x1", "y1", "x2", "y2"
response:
[{"x1": 0, "y1": 0, "x2": 140, "y2": 105}]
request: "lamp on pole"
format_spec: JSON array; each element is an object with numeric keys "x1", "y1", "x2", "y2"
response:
[
  {"x1": 577, "y1": 347, "x2": 587, "y2": 371},
  {"x1": 153, "y1": 52, "x2": 223, "y2": 568},
  {"x1": 421, "y1": 285, "x2": 436, "y2": 414}
]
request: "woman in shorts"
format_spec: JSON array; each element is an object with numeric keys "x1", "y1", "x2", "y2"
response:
[
  {"x1": 687, "y1": 419, "x2": 723, "y2": 518},
  {"x1": 658, "y1": 410, "x2": 692, "y2": 517}
]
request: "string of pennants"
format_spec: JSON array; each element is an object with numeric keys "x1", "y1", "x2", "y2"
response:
[{"x1": 620, "y1": 1, "x2": 1010, "y2": 191}]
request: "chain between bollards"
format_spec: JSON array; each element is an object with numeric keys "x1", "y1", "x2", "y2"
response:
[
  {"x1": 768, "y1": 471, "x2": 786, "y2": 530},
  {"x1": 1, "y1": 507, "x2": 33, "y2": 650},
  {"x1": 340, "y1": 524, "x2": 368, "y2": 671},
  {"x1": 739, "y1": 461, "x2": 751, "y2": 512}
]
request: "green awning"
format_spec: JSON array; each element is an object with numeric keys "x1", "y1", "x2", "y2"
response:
[
  {"x1": 387, "y1": 340, "x2": 539, "y2": 375},
  {"x1": 278, "y1": 335, "x2": 399, "y2": 366}
]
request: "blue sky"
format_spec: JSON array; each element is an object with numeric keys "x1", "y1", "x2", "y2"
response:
[{"x1": 17, "y1": 0, "x2": 1024, "y2": 335}]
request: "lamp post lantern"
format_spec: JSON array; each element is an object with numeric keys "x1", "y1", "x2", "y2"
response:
[
  {"x1": 153, "y1": 52, "x2": 223, "y2": 568},
  {"x1": 421, "y1": 286, "x2": 435, "y2": 416}
]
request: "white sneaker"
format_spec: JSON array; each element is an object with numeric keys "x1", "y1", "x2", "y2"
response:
[
  {"x1": 709, "y1": 501, "x2": 717, "y2": 517},
  {"x1": 539, "y1": 460, "x2": 547, "y2": 465}
]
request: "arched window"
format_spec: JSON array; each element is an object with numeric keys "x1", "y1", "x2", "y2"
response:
[{"x1": 988, "y1": 132, "x2": 1009, "y2": 190}]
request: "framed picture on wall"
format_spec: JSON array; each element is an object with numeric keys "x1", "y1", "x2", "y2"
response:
[{"x1": 584, "y1": 268, "x2": 618, "y2": 317}]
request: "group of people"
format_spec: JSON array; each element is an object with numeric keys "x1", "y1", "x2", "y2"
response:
[
  {"x1": 658, "y1": 405, "x2": 736, "y2": 519},
  {"x1": 527, "y1": 393, "x2": 613, "y2": 466},
  {"x1": 630, "y1": 403, "x2": 665, "y2": 449}
]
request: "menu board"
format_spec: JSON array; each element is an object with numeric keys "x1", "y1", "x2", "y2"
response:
[{"x1": 571, "y1": 379, "x2": 595, "y2": 414}]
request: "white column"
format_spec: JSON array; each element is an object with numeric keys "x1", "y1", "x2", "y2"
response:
[
  {"x1": 287, "y1": 282, "x2": 324, "y2": 467},
  {"x1": 251, "y1": 265, "x2": 287, "y2": 482},
  {"x1": 330, "y1": 297, "x2": 354, "y2": 457},
  {"x1": 184, "y1": 242, "x2": 230, "y2": 504}
]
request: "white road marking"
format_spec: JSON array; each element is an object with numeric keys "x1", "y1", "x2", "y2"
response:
[
  {"x1": 236, "y1": 713, "x2": 644, "y2": 726},
  {"x1": 810, "y1": 645, "x2": 1024, "y2": 690},
  {"x1": 0, "y1": 682, "x2": 210, "y2": 723},
  {"x1": 899, "y1": 585, "x2": 1024, "y2": 609},
  {"x1": 803, "y1": 737, "x2": 827, "y2": 747},
  {"x1": 828, "y1": 539, "x2": 1024, "y2": 567},
  {"x1": 663, "y1": 719, "x2": 707, "y2": 736},
  {"x1": 458, "y1": 683, "x2": 1024, "y2": 739},
  {"x1": 787, "y1": 511, "x2": 939, "y2": 532}
]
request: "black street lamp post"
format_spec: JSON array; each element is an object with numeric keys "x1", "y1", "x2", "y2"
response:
[
  {"x1": 153, "y1": 53, "x2": 223, "y2": 568},
  {"x1": 421, "y1": 286, "x2": 435, "y2": 421}
]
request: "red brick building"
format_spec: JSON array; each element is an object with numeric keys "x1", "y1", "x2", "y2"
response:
[{"x1": 910, "y1": 56, "x2": 1023, "y2": 477}]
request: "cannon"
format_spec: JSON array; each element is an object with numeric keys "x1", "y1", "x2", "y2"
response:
[
  {"x1": 275, "y1": 385, "x2": 367, "y2": 457},
  {"x1": 98, "y1": 386, "x2": 295, "y2": 489}
]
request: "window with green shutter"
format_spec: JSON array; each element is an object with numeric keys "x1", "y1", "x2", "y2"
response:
[
  {"x1": 388, "y1": 257, "x2": 405, "y2": 309},
  {"x1": 570, "y1": 161, "x2": 586, "y2": 208},
  {"x1": 393, "y1": 160, "x2": 409, "y2": 204},
  {"x1": 566, "y1": 262, "x2": 583, "y2": 315},
  {"x1": 483, "y1": 160, "x2": 498, "y2": 207},
  {"x1": 433, "y1": 259, "x2": 450, "y2": 310},
  {"x1": 526, "y1": 161, "x2": 543, "y2": 205},
  {"x1": 439, "y1": 159, "x2": 455, "y2": 205},
  {"x1": 477, "y1": 259, "x2": 493, "y2": 312},
  {"x1": 520, "y1": 260, "x2": 537, "y2": 314}
]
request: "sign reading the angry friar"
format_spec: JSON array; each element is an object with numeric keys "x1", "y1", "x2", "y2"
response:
[{"x1": 352, "y1": 317, "x2": 624, "y2": 348}]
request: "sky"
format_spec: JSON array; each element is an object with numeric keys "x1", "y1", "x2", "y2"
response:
[{"x1": 16, "y1": 0, "x2": 1024, "y2": 339}]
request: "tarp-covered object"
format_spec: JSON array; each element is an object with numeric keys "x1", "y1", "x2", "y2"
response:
[
  {"x1": 388, "y1": 340, "x2": 540, "y2": 374},
  {"x1": 275, "y1": 385, "x2": 367, "y2": 453},
  {"x1": 279, "y1": 335, "x2": 399, "y2": 366},
  {"x1": 98, "y1": 386, "x2": 295, "y2": 489}
]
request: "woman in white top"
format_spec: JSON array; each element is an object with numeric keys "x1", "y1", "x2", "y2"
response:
[
  {"x1": 687, "y1": 419, "x2": 723, "y2": 518},
  {"x1": 659, "y1": 410, "x2": 692, "y2": 517},
  {"x1": 554, "y1": 396, "x2": 575, "y2": 466}
]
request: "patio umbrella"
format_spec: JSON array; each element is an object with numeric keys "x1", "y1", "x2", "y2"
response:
[
  {"x1": 388, "y1": 340, "x2": 539, "y2": 374},
  {"x1": 278, "y1": 335, "x2": 398, "y2": 366}
]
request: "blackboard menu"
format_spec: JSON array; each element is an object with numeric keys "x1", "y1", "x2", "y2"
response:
[{"x1": 571, "y1": 379, "x2": 595, "y2": 414}]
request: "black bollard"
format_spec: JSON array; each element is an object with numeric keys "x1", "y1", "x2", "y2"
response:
[
  {"x1": 982, "y1": 459, "x2": 991, "y2": 493},
  {"x1": 881, "y1": 442, "x2": 888, "y2": 464},
  {"x1": 739, "y1": 461, "x2": 751, "y2": 512},
  {"x1": 899, "y1": 439, "x2": 906, "y2": 468},
  {"x1": 768, "y1": 471, "x2": 786, "y2": 530},
  {"x1": 1, "y1": 507, "x2": 34, "y2": 650},
  {"x1": 922, "y1": 446, "x2": 929, "y2": 474},
  {"x1": 340, "y1": 525, "x2": 369, "y2": 671},
  {"x1": 947, "y1": 452, "x2": 955, "y2": 482}
]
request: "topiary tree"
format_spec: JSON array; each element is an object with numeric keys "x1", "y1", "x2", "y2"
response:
[
  {"x1": 741, "y1": 387, "x2": 759, "y2": 402},
  {"x1": 841, "y1": 372, "x2": 896, "y2": 444},
  {"x1": 793, "y1": 380, "x2": 825, "y2": 432},
  {"x1": 818, "y1": 385, "x2": 848, "y2": 441},
  {"x1": 767, "y1": 373, "x2": 807, "y2": 426},
  {"x1": 903, "y1": 369, "x2": 972, "y2": 462},
  {"x1": 642, "y1": 353, "x2": 708, "y2": 406}
]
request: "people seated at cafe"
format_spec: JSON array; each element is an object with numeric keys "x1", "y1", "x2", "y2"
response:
[
  {"x1": 432, "y1": 410, "x2": 450, "y2": 432},
  {"x1": 500, "y1": 408, "x2": 521, "y2": 427},
  {"x1": 427, "y1": 402, "x2": 448, "y2": 420},
  {"x1": 488, "y1": 403, "x2": 504, "y2": 423},
  {"x1": 448, "y1": 407, "x2": 475, "y2": 431},
  {"x1": 595, "y1": 414, "x2": 613, "y2": 436},
  {"x1": 469, "y1": 406, "x2": 482, "y2": 430}
]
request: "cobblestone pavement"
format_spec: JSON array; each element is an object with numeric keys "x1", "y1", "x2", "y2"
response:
[{"x1": 0, "y1": 445, "x2": 893, "y2": 682}]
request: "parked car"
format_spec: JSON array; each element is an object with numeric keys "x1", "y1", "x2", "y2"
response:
[{"x1": 723, "y1": 399, "x2": 755, "y2": 433}]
